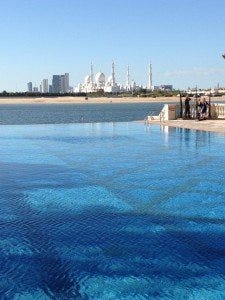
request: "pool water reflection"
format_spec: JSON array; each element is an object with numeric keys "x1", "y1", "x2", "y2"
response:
[{"x1": 1, "y1": 122, "x2": 225, "y2": 299}]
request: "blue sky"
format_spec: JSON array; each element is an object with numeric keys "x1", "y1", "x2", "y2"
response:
[{"x1": 0, "y1": 0, "x2": 225, "y2": 91}]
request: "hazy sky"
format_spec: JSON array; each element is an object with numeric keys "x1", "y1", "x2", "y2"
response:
[{"x1": 1, "y1": 0, "x2": 225, "y2": 91}]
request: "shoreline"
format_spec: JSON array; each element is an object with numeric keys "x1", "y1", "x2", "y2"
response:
[
  {"x1": 0, "y1": 96, "x2": 179, "y2": 105},
  {"x1": 0, "y1": 96, "x2": 225, "y2": 105},
  {"x1": 1, "y1": 96, "x2": 225, "y2": 135}
]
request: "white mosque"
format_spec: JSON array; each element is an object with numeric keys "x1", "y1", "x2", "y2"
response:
[{"x1": 75, "y1": 61, "x2": 150, "y2": 93}]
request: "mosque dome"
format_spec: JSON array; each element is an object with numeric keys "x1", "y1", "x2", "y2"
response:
[
  {"x1": 85, "y1": 75, "x2": 91, "y2": 84},
  {"x1": 95, "y1": 72, "x2": 105, "y2": 84}
]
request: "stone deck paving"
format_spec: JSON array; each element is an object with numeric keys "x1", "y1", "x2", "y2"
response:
[{"x1": 147, "y1": 119, "x2": 225, "y2": 135}]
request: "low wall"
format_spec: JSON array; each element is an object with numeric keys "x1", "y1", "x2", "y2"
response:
[{"x1": 147, "y1": 103, "x2": 225, "y2": 123}]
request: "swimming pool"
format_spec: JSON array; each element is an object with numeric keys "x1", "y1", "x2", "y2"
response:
[{"x1": 1, "y1": 122, "x2": 225, "y2": 299}]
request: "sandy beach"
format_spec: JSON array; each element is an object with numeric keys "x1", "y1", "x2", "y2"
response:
[
  {"x1": 0, "y1": 95, "x2": 225, "y2": 105},
  {"x1": 0, "y1": 96, "x2": 180, "y2": 105}
]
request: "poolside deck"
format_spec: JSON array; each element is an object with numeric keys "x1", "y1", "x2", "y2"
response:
[{"x1": 147, "y1": 119, "x2": 225, "y2": 134}]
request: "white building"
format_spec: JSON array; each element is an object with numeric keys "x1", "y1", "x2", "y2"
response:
[
  {"x1": 75, "y1": 62, "x2": 142, "y2": 93},
  {"x1": 42, "y1": 79, "x2": 49, "y2": 93},
  {"x1": 147, "y1": 63, "x2": 153, "y2": 90}
]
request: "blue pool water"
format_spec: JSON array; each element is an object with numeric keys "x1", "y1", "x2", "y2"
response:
[{"x1": 1, "y1": 122, "x2": 225, "y2": 299}]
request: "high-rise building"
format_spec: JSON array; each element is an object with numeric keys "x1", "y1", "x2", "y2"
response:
[
  {"x1": 52, "y1": 73, "x2": 69, "y2": 93},
  {"x1": 64, "y1": 73, "x2": 69, "y2": 93},
  {"x1": 147, "y1": 63, "x2": 153, "y2": 90},
  {"x1": 52, "y1": 75, "x2": 61, "y2": 93},
  {"x1": 27, "y1": 74, "x2": 70, "y2": 94},
  {"x1": 42, "y1": 79, "x2": 49, "y2": 93},
  {"x1": 27, "y1": 82, "x2": 33, "y2": 92},
  {"x1": 60, "y1": 75, "x2": 66, "y2": 93}
]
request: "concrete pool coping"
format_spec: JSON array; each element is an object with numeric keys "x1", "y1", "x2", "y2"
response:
[{"x1": 147, "y1": 119, "x2": 225, "y2": 134}]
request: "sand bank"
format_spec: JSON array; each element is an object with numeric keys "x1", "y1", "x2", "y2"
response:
[
  {"x1": 0, "y1": 96, "x2": 180, "y2": 105},
  {"x1": 0, "y1": 96, "x2": 225, "y2": 105}
]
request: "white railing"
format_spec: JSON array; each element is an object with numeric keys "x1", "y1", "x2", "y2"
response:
[
  {"x1": 213, "y1": 103, "x2": 225, "y2": 118},
  {"x1": 181, "y1": 103, "x2": 225, "y2": 119},
  {"x1": 181, "y1": 104, "x2": 197, "y2": 119},
  {"x1": 146, "y1": 103, "x2": 225, "y2": 123}
]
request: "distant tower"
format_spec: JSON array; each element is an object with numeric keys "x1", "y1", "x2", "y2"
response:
[
  {"x1": 147, "y1": 62, "x2": 153, "y2": 90},
  {"x1": 90, "y1": 62, "x2": 94, "y2": 86},
  {"x1": 52, "y1": 75, "x2": 61, "y2": 93},
  {"x1": 64, "y1": 73, "x2": 69, "y2": 93},
  {"x1": 111, "y1": 61, "x2": 116, "y2": 85},
  {"x1": 27, "y1": 82, "x2": 33, "y2": 92},
  {"x1": 126, "y1": 65, "x2": 131, "y2": 88},
  {"x1": 42, "y1": 79, "x2": 49, "y2": 93}
]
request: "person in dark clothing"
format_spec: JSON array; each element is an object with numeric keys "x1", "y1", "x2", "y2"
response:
[
  {"x1": 184, "y1": 96, "x2": 191, "y2": 119},
  {"x1": 197, "y1": 98, "x2": 209, "y2": 120}
]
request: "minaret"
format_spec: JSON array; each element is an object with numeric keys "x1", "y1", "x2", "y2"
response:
[
  {"x1": 126, "y1": 65, "x2": 130, "y2": 88},
  {"x1": 148, "y1": 62, "x2": 152, "y2": 90},
  {"x1": 90, "y1": 62, "x2": 94, "y2": 86},
  {"x1": 111, "y1": 61, "x2": 116, "y2": 85}
]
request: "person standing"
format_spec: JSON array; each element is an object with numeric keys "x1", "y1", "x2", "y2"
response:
[
  {"x1": 197, "y1": 98, "x2": 209, "y2": 120},
  {"x1": 184, "y1": 96, "x2": 191, "y2": 119}
]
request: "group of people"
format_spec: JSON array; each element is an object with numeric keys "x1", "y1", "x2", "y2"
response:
[{"x1": 184, "y1": 96, "x2": 209, "y2": 121}]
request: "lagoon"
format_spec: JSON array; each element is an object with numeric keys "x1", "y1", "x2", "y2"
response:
[{"x1": 0, "y1": 103, "x2": 162, "y2": 125}]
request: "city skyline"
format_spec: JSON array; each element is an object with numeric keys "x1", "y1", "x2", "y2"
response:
[
  {"x1": 25, "y1": 63, "x2": 175, "y2": 94},
  {"x1": 27, "y1": 73, "x2": 71, "y2": 94},
  {"x1": 1, "y1": 0, "x2": 225, "y2": 91}
]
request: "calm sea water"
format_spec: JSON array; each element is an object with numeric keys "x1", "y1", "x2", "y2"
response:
[
  {"x1": 0, "y1": 103, "x2": 163, "y2": 125},
  {"x1": 1, "y1": 122, "x2": 225, "y2": 299}
]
